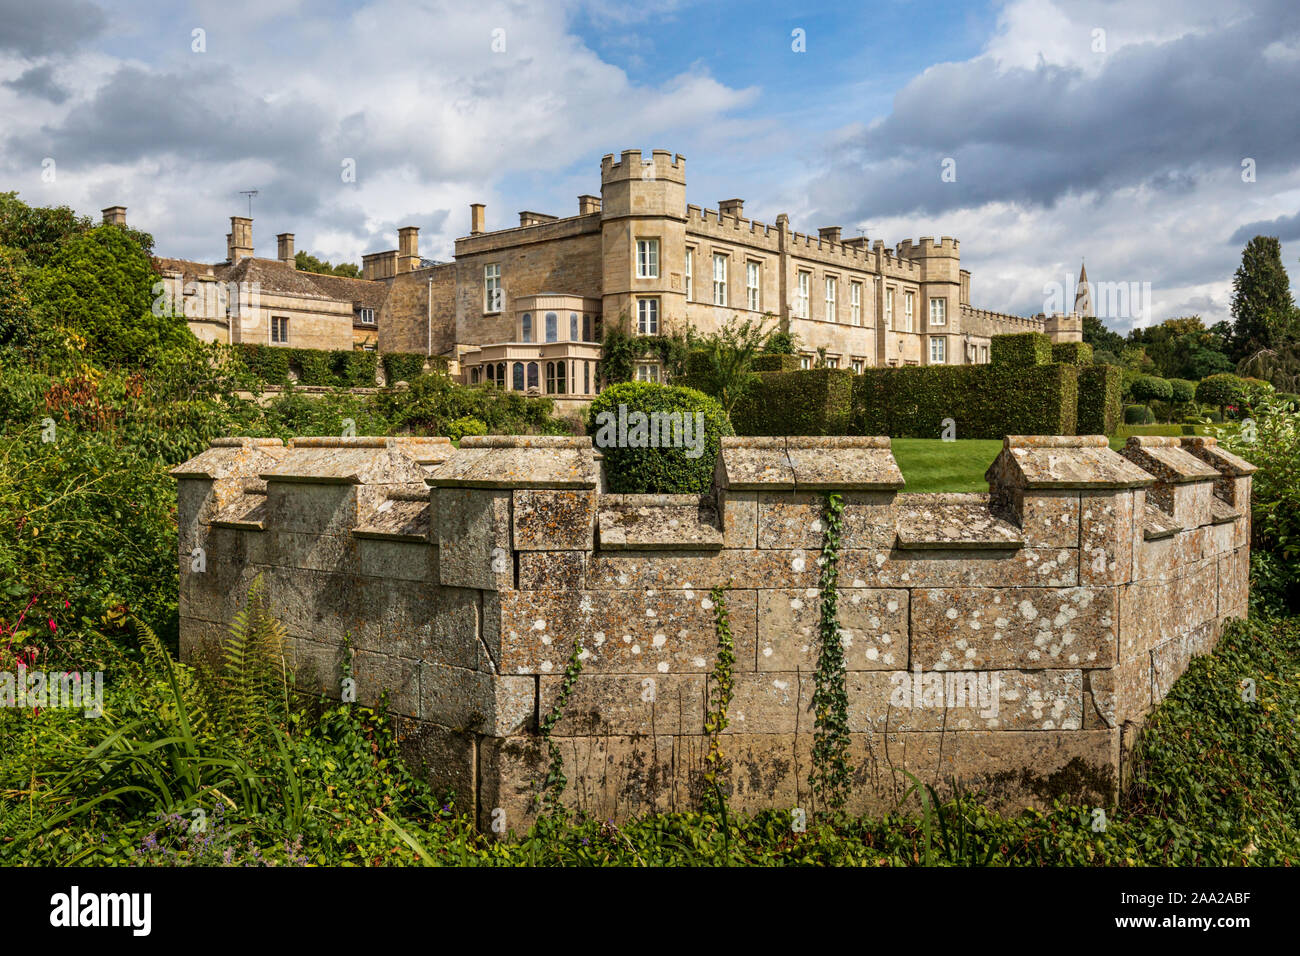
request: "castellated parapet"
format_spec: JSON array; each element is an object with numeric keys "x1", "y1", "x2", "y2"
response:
[{"x1": 173, "y1": 433, "x2": 1254, "y2": 831}]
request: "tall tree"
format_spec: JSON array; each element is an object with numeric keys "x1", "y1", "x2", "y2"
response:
[
  {"x1": 1082, "y1": 314, "x2": 1124, "y2": 358},
  {"x1": 1229, "y1": 236, "x2": 1296, "y2": 360}
]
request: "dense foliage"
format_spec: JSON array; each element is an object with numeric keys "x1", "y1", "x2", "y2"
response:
[{"x1": 585, "y1": 381, "x2": 731, "y2": 493}]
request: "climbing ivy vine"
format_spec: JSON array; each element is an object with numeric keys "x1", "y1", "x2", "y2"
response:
[
  {"x1": 703, "y1": 584, "x2": 735, "y2": 813},
  {"x1": 809, "y1": 492, "x2": 852, "y2": 812},
  {"x1": 535, "y1": 641, "x2": 584, "y2": 816}
]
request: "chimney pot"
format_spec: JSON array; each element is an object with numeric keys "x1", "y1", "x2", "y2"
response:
[
  {"x1": 229, "y1": 216, "x2": 253, "y2": 262},
  {"x1": 397, "y1": 226, "x2": 419, "y2": 273},
  {"x1": 578, "y1": 194, "x2": 601, "y2": 215},
  {"x1": 819, "y1": 226, "x2": 842, "y2": 243},
  {"x1": 101, "y1": 205, "x2": 127, "y2": 227},
  {"x1": 277, "y1": 232, "x2": 295, "y2": 266},
  {"x1": 470, "y1": 203, "x2": 486, "y2": 236}
]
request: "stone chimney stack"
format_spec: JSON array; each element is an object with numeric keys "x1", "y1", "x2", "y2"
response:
[
  {"x1": 470, "y1": 203, "x2": 485, "y2": 236},
  {"x1": 228, "y1": 216, "x2": 253, "y2": 262},
  {"x1": 277, "y1": 233, "x2": 295, "y2": 266},
  {"x1": 101, "y1": 206, "x2": 127, "y2": 227},
  {"x1": 397, "y1": 226, "x2": 419, "y2": 273},
  {"x1": 578, "y1": 194, "x2": 601, "y2": 215},
  {"x1": 719, "y1": 198, "x2": 744, "y2": 219},
  {"x1": 819, "y1": 226, "x2": 842, "y2": 243}
]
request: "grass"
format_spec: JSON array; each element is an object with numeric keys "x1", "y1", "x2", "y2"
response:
[
  {"x1": 891, "y1": 439, "x2": 1003, "y2": 493},
  {"x1": 892, "y1": 437, "x2": 1147, "y2": 491}
]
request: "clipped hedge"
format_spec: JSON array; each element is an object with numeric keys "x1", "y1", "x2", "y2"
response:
[
  {"x1": 991, "y1": 331, "x2": 1052, "y2": 368},
  {"x1": 751, "y1": 354, "x2": 802, "y2": 372},
  {"x1": 585, "y1": 381, "x2": 732, "y2": 494},
  {"x1": 731, "y1": 368, "x2": 853, "y2": 435},
  {"x1": 1051, "y1": 341, "x2": 1094, "y2": 365},
  {"x1": 1124, "y1": 404, "x2": 1155, "y2": 425},
  {"x1": 850, "y1": 363, "x2": 1077, "y2": 439},
  {"x1": 235, "y1": 343, "x2": 291, "y2": 384},
  {"x1": 1076, "y1": 364, "x2": 1121, "y2": 435},
  {"x1": 382, "y1": 352, "x2": 428, "y2": 384}
]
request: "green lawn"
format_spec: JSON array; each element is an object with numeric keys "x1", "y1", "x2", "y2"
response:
[
  {"x1": 890, "y1": 438, "x2": 1003, "y2": 492},
  {"x1": 891, "y1": 437, "x2": 1130, "y2": 492}
]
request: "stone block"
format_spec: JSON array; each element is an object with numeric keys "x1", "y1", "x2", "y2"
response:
[
  {"x1": 518, "y1": 551, "x2": 588, "y2": 589},
  {"x1": 1079, "y1": 490, "x2": 1135, "y2": 586},
  {"x1": 911, "y1": 586, "x2": 1117, "y2": 669},
  {"x1": 353, "y1": 647, "x2": 420, "y2": 717},
  {"x1": 1012, "y1": 489, "x2": 1080, "y2": 549},
  {"x1": 849, "y1": 668, "x2": 1084, "y2": 732},
  {"x1": 514, "y1": 488, "x2": 596, "y2": 551},
  {"x1": 495, "y1": 588, "x2": 758, "y2": 676},
  {"x1": 393, "y1": 716, "x2": 477, "y2": 809},
  {"x1": 264, "y1": 482, "x2": 357, "y2": 535},
  {"x1": 757, "y1": 587, "x2": 908, "y2": 671},
  {"x1": 757, "y1": 491, "x2": 896, "y2": 550},
  {"x1": 721, "y1": 491, "x2": 758, "y2": 548},
  {"x1": 420, "y1": 661, "x2": 534, "y2": 736},
  {"x1": 435, "y1": 487, "x2": 512, "y2": 590},
  {"x1": 541, "y1": 673, "x2": 706, "y2": 735},
  {"x1": 357, "y1": 538, "x2": 435, "y2": 582}
]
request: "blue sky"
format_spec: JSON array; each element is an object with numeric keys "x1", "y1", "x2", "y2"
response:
[{"x1": 2, "y1": 0, "x2": 1299, "y2": 330}]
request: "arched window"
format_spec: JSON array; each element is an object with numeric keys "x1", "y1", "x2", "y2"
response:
[
  {"x1": 545, "y1": 361, "x2": 556, "y2": 394},
  {"x1": 545, "y1": 312, "x2": 557, "y2": 343},
  {"x1": 521, "y1": 313, "x2": 532, "y2": 343},
  {"x1": 569, "y1": 313, "x2": 579, "y2": 341},
  {"x1": 512, "y1": 362, "x2": 524, "y2": 391},
  {"x1": 471, "y1": 367, "x2": 481, "y2": 384},
  {"x1": 583, "y1": 314, "x2": 592, "y2": 341},
  {"x1": 556, "y1": 360, "x2": 566, "y2": 394},
  {"x1": 526, "y1": 362, "x2": 539, "y2": 390},
  {"x1": 485, "y1": 364, "x2": 494, "y2": 386},
  {"x1": 497, "y1": 362, "x2": 505, "y2": 385},
  {"x1": 584, "y1": 361, "x2": 590, "y2": 394}
]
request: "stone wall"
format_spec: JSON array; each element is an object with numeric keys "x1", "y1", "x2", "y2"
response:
[{"x1": 172, "y1": 433, "x2": 1254, "y2": 831}]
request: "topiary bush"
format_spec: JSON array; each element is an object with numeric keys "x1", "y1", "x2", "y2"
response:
[
  {"x1": 990, "y1": 331, "x2": 1052, "y2": 368},
  {"x1": 235, "y1": 343, "x2": 291, "y2": 385},
  {"x1": 1129, "y1": 375, "x2": 1174, "y2": 404},
  {"x1": 1168, "y1": 378, "x2": 1196, "y2": 405},
  {"x1": 1051, "y1": 341, "x2": 1093, "y2": 366},
  {"x1": 1076, "y1": 364, "x2": 1122, "y2": 435},
  {"x1": 1195, "y1": 373, "x2": 1247, "y2": 415},
  {"x1": 586, "y1": 381, "x2": 732, "y2": 493},
  {"x1": 1124, "y1": 404, "x2": 1155, "y2": 425},
  {"x1": 293, "y1": 348, "x2": 337, "y2": 386}
]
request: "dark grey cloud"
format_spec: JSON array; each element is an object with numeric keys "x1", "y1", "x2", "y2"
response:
[
  {"x1": 809, "y1": 0, "x2": 1300, "y2": 222},
  {"x1": 1230, "y1": 210, "x2": 1300, "y2": 244},
  {"x1": 0, "y1": 0, "x2": 107, "y2": 56},
  {"x1": 3, "y1": 64, "x2": 69, "y2": 103}
]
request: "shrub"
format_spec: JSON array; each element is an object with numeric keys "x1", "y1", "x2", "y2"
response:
[
  {"x1": 1051, "y1": 341, "x2": 1093, "y2": 365},
  {"x1": 1076, "y1": 364, "x2": 1122, "y2": 435},
  {"x1": 236, "y1": 343, "x2": 291, "y2": 385},
  {"x1": 334, "y1": 349, "x2": 378, "y2": 387},
  {"x1": 1168, "y1": 378, "x2": 1197, "y2": 404},
  {"x1": 1277, "y1": 392, "x2": 1300, "y2": 410},
  {"x1": 1129, "y1": 375, "x2": 1174, "y2": 403},
  {"x1": 851, "y1": 363, "x2": 1077, "y2": 438},
  {"x1": 990, "y1": 331, "x2": 1052, "y2": 368},
  {"x1": 382, "y1": 352, "x2": 427, "y2": 384},
  {"x1": 751, "y1": 354, "x2": 801, "y2": 372},
  {"x1": 445, "y1": 416, "x2": 487, "y2": 441},
  {"x1": 586, "y1": 382, "x2": 732, "y2": 494},
  {"x1": 293, "y1": 348, "x2": 337, "y2": 386},
  {"x1": 732, "y1": 368, "x2": 853, "y2": 435},
  {"x1": 1124, "y1": 404, "x2": 1155, "y2": 425},
  {"x1": 764, "y1": 330, "x2": 797, "y2": 355},
  {"x1": 1195, "y1": 373, "x2": 1247, "y2": 413}
]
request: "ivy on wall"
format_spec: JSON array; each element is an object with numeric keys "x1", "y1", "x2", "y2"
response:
[{"x1": 809, "y1": 493, "x2": 852, "y2": 813}]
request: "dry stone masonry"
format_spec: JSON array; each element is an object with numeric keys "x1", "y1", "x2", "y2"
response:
[{"x1": 172, "y1": 433, "x2": 1254, "y2": 831}]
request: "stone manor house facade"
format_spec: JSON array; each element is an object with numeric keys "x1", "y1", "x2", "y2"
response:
[{"x1": 133, "y1": 149, "x2": 1087, "y2": 399}]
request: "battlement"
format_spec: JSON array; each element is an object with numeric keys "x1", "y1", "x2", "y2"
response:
[
  {"x1": 174, "y1": 433, "x2": 1251, "y2": 830},
  {"x1": 600, "y1": 148, "x2": 687, "y2": 185},
  {"x1": 896, "y1": 236, "x2": 960, "y2": 259},
  {"x1": 961, "y1": 305, "x2": 1044, "y2": 334}
]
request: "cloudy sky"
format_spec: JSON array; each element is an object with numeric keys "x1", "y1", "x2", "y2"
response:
[{"x1": 2, "y1": 0, "x2": 1298, "y2": 331}]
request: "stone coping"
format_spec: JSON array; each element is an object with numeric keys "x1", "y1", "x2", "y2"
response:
[
  {"x1": 597, "y1": 494, "x2": 723, "y2": 551},
  {"x1": 1180, "y1": 436, "x2": 1258, "y2": 476},
  {"x1": 1122, "y1": 437, "x2": 1222, "y2": 484},
  {"x1": 717, "y1": 436, "x2": 904, "y2": 491},
  {"x1": 989, "y1": 437, "x2": 1154, "y2": 490}
]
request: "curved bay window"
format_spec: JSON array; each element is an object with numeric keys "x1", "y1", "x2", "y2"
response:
[
  {"x1": 521, "y1": 313, "x2": 532, "y2": 343},
  {"x1": 545, "y1": 312, "x2": 558, "y2": 343},
  {"x1": 526, "y1": 362, "x2": 539, "y2": 390},
  {"x1": 569, "y1": 312, "x2": 579, "y2": 341},
  {"x1": 512, "y1": 362, "x2": 524, "y2": 391},
  {"x1": 496, "y1": 362, "x2": 506, "y2": 386}
]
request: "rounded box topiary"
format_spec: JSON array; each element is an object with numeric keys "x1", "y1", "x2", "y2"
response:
[
  {"x1": 586, "y1": 381, "x2": 733, "y2": 493},
  {"x1": 1124, "y1": 403, "x2": 1155, "y2": 425}
]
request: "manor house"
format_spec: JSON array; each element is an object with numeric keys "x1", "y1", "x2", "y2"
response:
[{"x1": 131, "y1": 148, "x2": 1086, "y2": 399}]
